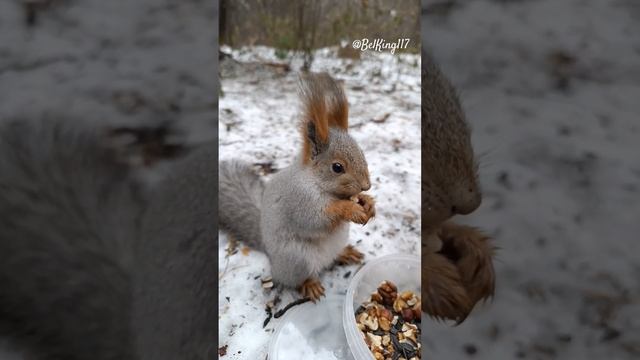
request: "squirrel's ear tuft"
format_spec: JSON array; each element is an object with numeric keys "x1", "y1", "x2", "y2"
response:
[
  {"x1": 298, "y1": 72, "x2": 349, "y2": 163},
  {"x1": 323, "y1": 75, "x2": 349, "y2": 131},
  {"x1": 299, "y1": 73, "x2": 329, "y2": 164}
]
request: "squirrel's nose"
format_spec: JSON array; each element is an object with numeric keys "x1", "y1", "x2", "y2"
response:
[
  {"x1": 450, "y1": 186, "x2": 481, "y2": 215},
  {"x1": 361, "y1": 180, "x2": 371, "y2": 192}
]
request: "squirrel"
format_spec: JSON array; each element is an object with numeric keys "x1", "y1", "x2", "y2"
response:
[
  {"x1": 219, "y1": 72, "x2": 375, "y2": 301},
  {"x1": 0, "y1": 116, "x2": 216, "y2": 359},
  {"x1": 422, "y1": 51, "x2": 496, "y2": 323}
]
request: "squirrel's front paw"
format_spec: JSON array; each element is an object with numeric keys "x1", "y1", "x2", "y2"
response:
[
  {"x1": 354, "y1": 194, "x2": 376, "y2": 221},
  {"x1": 336, "y1": 245, "x2": 364, "y2": 265},
  {"x1": 349, "y1": 206, "x2": 370, "y2": 225},
  {"x1": 326, "y1": 200, "x2": 370, "y2": 226},
  {"x1": 422, "y1": 251, "x2": 473, "y2": 323},
  {"x1": 298, "y1": 278, "x2": 325, "y2": 302},
  {"x1": 438, "y1": 222, "x2": 496, "y2": 305}
]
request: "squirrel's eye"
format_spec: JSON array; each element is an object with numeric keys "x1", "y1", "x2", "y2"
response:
[{"x1": 331, "y1": 163, "x2": 344, "y2": 174}]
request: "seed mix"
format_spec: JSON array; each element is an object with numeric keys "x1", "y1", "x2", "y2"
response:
[{"x1": 355, "y1": 280, "x2": 421, "y2": 360}]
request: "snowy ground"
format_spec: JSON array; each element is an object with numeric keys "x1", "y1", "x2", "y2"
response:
[
  {"x1": 423, "y1": 0, "x2": 640, "y2": 359},
  {"x1": 218, "y1": 47, "x2": 421, "y2": 359},
  {"x1": 0, "y1": 0, "x2": 217, "y2": 143},
  {"x1": 0, "y1": 1, "x2": 217, "y2": 358}
]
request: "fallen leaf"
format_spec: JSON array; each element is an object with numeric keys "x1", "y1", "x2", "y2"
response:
[{"x1": 218, "y1": 345, "x2": 228, "y2": 357}]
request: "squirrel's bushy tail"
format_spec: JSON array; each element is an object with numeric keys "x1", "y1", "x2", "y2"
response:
[{"x1": 218, "y1": 160, "x2": 264, "y2": 250}]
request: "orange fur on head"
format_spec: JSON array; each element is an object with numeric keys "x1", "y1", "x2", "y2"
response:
[
  {"x1": 298, "y1": 73, "x2": 349, "y2": 164},
  {"x1": 322, "y1": 75, "x2": 349, "y2": 130}
]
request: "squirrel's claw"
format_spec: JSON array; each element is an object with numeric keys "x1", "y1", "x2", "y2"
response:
[
  {"x1": 325, "y1": 195, "x2": 375, "y2": 226},
  {"x1": 350, "y1": 194, "x2": 376, "y2": 225},
  {"x1": 326, "y1": 199, "x2": 371, "y2": 226},
  {"x1": 350, "y1": 208, "x2": 369, "y2": 225},
  {"x1": 336, "y1": 245, "x2": 364, "y2": 265},
  {"x1": 298, "y1": 278, "x2": 325, "y2": 302},
  {"x1": 356, "y1": 194, "x2": 376, "y2": 221}
]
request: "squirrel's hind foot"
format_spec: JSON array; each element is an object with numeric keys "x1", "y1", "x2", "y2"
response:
[
  {"x1": 336, "y1": 244, "x2": 364, "y2": 265},
  {"x1": 298, "y1": 278, "x2": 325, "y2": 302}
]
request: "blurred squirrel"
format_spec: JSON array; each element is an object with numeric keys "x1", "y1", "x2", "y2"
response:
[
  {"x1": 0, "y1": 116, "x2": 216, "y2": 359},
  {"x1": 219, "y1": 73, "x2": 375, "y2": 301},
  {"x1": 422, "y1": 51, "x2": 496, "y2": 323}
]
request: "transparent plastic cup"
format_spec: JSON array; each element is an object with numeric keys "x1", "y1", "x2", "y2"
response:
[
  {"x1": 268, "y1": 295, "x2": 354, "y2": 360},
  {"x1": 268, "y1": 253, "x2": 420, "y2": 360},
  {"x1": 343, "y1": 254, "x2": 421, "y2": 360}
]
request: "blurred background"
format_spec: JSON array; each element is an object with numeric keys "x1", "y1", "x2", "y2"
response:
[
  {"x1": 0, "y1": 0, "x2": 217, "y2": 143},
  {"x1": 0, "y1": 1, "x2": 217, "y2": 358},
  {"x1": 220, "y1": 0, "x2": 419, "y2": 70},
  {"x1": 422, "y1": 0, "x2": 640, "y2": 359}
]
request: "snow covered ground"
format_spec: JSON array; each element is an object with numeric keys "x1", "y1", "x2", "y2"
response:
[
  {"x1": 0, "y1": 0, "x2": 217, "y2": 144},
  {"x1": 423, "y1": 0, "x2": 640, "y2": 359},
  {"x1": 218, "y1": 46, "x2": 421, "y2": 359},
  {"x1": 0, "y1": 1, "x2": 217, "y2": 358}
]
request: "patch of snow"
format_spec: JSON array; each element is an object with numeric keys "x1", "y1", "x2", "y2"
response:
[{"x1": 423, "y1": 0, "x2": 640, "y2": 359}]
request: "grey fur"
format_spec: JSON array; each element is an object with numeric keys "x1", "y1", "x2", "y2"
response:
[
  {"x1": 219, "y1": 73, "x2": 370, "y2": 288},
  {"x1": 218, "y1": 161, "x2": 264, "y2": 250},
  {"x1": 423, "y1": 51, "x2": 482, "y2": 228},
  {"x1": 0, "y1": 116, "x2": 216, "y2": 360},
  {"x1": 134, "y1": 145, "x2": 216, "y2": 360}
]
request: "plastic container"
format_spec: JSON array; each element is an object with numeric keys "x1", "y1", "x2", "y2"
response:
[
  {"x1": 268, "y1": 253, "x2": 420, "y2": 360},
  {"x1": 343, "y1": 254, "x2": 421, "y2": 360},
  {"x1": 268, "y1": 295, "x2": 354, "y2": 360}
]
